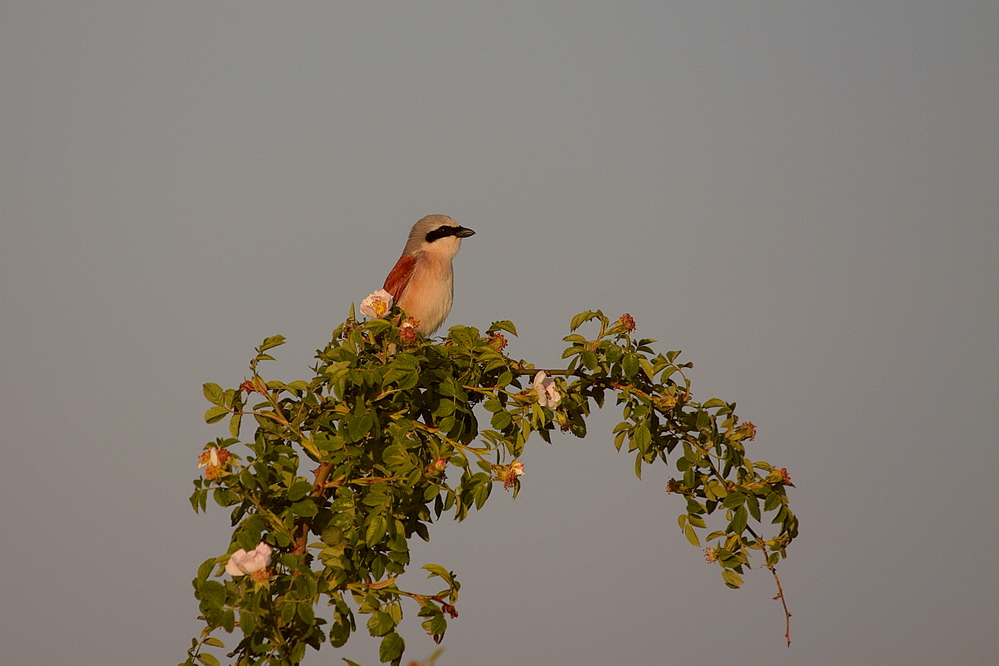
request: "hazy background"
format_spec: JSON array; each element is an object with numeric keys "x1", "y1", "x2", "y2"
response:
[{"x1": 2, "y1": 2, "x2": 997, "y2": 664}]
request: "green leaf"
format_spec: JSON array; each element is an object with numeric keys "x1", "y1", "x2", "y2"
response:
[
  {"x1": 490, "y1": 409, "x2": 512, "y2": 430},
  {"x1": 288, "y1": 480, "x2": 314, "y2": 502},
  {"x1": 622, "y1": 353, "x2": 639, "y2": 379},
  {"x1": 204, "y1": 406, "x2": 229, "y2": 424},
  {"x1": 703, "y1": 397, "x2": 727, "y2": 409},
  {"x1": 227, "y1": 413, "x2": 241, "y2": 438},
  {"x1": 721, "y1": 492, "x2": 746, "y2": 509},
  {"x1": 197, "y1": 558, "x2": 215, "y2": 582},
  {"x1": 570, "y1": 310, "x2": 598, "y2": 332},
  {"x1": 347, "y1": 412, "x2": 374, "y2": 442},
  {"x1": 199, "y1": 580, "x2": 225, "y2": 608},
  {"x1": 423, "y1": 563, "x2": 453, "y2": 583},
  {"x1": 382, "y1": 444, "x2": 414, "y2": 473},
  {"x1": 258, "y1": 334, "x2": 286, "y2": 352},
  {"x1": 197, "y1": 654, "x2": 221, "y2": 666},
  {"x1": 291, "y1": 499, "x2": 319, "y2": 517},
  {"x1": 721, "y1": 569, "x2": 744, "y2": 589},
  {"x1": 422, "y1": 613, "x2": 448, "y2": 636},
  {"x1": 633, "y1": 424, "x2": 652, "y2": 454},
  {"x1": 746, "y1": 494, "x2": 762, "y2": 522},
  {"x1": 729, "y1": 505, "x2": 748, "y2": 534},
  {"x1": 488, "y1": 320, "x2": 518, "y2": 336},
  {"x1": 684, "y1": 521, "x2": 700, "y2": 546},
  {"x1": 482, "y1": 398, "x2": 503, "y2": 413},
  {"x1": 366, "y1": 515, "x2": 387, "y2": 546},
  {"x1": 379, "y1": 631, "x2": 405, "y2": 663},
  {"x1": 202, "y1": 383, "x2": 225, "y2": 406},
  {"x1": 367, "y1": 611, "x2": 395, "y2": 637}
]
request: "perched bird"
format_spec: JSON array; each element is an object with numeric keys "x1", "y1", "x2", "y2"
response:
[{"x1": 382, "y1": 214, "x2": 475, "y2": 335}]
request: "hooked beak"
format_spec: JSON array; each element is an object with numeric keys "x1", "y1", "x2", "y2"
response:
[{"x1": 455, "y1": 226, "x2": 475, "y2": 238}]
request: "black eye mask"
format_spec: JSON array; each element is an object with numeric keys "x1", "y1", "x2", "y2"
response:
[{"x1": 425, "y1": 225, "x2": 476, "y2": 243}]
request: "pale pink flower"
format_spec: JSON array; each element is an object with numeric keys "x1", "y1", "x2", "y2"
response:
[
  {"x1": 532, "y1": 371, "x2": 561, "y2": 409},
  {"x1": 225, "y1": 542, "x2": 273, "y2": 576},
  {"x1": 359, "y1": 289, "x2": 394, "y2": 318}
]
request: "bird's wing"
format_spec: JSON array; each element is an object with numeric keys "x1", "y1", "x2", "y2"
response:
[{"x1": 383, "y1": 254, "x2": 417, "y2": 300}]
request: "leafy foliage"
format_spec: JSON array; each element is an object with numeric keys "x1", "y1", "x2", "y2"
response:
[{"x1": 184, "y1": 310, "x2": 797, "y2": 665}]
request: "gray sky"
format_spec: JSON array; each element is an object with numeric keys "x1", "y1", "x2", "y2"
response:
[{"x1": 2, "y1": 2, "x2": 997, "y2": 664}]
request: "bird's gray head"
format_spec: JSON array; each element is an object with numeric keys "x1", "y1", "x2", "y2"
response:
[{"x1": 404, "y1": 214, "x2": 475, "y2": 257}]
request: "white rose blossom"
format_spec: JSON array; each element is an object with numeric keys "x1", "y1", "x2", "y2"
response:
[
  {"x1": 359, "y1": 289, "x2": 394, "y2": 319},
  {"x1": 225, "y1": 541, "x2": 273, "y2": 576},
  {"x1": 533, "y1": 371, "x2": 561, "y2": 409}
]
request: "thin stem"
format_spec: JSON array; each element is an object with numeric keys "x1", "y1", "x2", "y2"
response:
[
  {"x1": 510, "y1": 368, "x2": 580, "y2": 376},
  {"x1": 759, "y1": 539, "x2": 792, "y2": 647}
]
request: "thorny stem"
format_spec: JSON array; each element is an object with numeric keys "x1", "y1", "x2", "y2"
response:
[{"x1": 759, "y1": 538, "x2": 792, "y2": 647}]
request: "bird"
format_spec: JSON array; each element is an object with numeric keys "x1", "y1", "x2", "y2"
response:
[{"x1": 382, "y1": 214, "x2": 475, "y2": 335}]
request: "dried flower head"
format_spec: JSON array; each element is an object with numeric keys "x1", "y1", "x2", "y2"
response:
[
  {"x1": 198, "y1": 446, "x2": 231, "y2": 480},
  {"x1": 655, "y1": 394, "x2": 678, "y2": 411},
  {"x1": 618, "y1": 313, "x2": 636, "y2": 332},
  {"x1": 489, "y1": 333, "x2": 508, "y2": 351},
  {"x1": 666, "y1": 478, "x2": 685, "y2": 494},
  {"x1": 704, "y1": 547, "x2": 718, "y2": 563},
  {"x1": 733, "y1": 422, "x2": 757, "y2": 441},
  {"x1": 400, "y1": 317, "x2": 421, "y2": 345},
  {"x1": 498, "y1": 461, "x2": 525, "y2": 490}
]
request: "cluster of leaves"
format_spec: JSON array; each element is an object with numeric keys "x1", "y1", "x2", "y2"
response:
[
  {"x1": 183, "y1": 310, "x2": 797, "y2": 666},
  {"x1": 558, "y1": 312, "x2": 798, "y2": 588}
]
